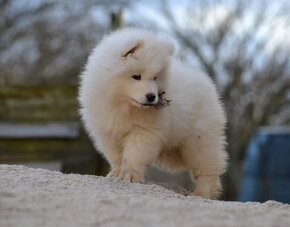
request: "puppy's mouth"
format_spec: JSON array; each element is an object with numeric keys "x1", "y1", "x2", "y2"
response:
[
  {"x1": 141, "y1": 103, "x2": 155, "y2": 107},
  {"x1": 130, "y1": 92, "x2": 171, "y2": 110},
  {"x1": 130, "y1": 99, "x2": 153, "y2": 109}
]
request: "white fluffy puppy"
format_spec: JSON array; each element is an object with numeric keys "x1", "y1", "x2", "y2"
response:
[{"x1": 79, "y1": 28, "x2": 227, "y2": 199}]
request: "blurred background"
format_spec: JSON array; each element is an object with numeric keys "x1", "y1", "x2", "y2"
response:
[{"x1": 1, "y1": 0, "x2": 290, "y2": 202}]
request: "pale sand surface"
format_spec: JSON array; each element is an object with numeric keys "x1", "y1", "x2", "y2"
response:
[{"x1": 1, "y1": 165, "x2": 289, "y2": 227}]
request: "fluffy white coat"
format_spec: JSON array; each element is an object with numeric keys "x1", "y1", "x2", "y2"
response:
[{"x1": 79, "y1": 28, "x2": 227, "y2": 199}]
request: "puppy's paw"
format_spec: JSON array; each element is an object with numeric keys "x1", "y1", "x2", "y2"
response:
[
  {"x1": 191, "y1": 175, "x2": 222, "y2": 199},
  {"x1": 107, "y1": 169, "x2": 120, "y2": 178},
  {"x1": 118, "y1": 169, "x2": 144, "y2": 183},
  {"x1": 191, "y1": 189, "x2": 211, "y2": 199}
]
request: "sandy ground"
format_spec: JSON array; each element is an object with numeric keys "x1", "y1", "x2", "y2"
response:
[{"x1": 0, "y1": 165, "x2": 290, "y2": 227}]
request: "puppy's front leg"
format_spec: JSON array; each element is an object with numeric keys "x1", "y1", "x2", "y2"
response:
[
  {"x1": 119, "y1": 132, "x2": 160, "y2": 183},
  {"x1": 98, "y1": 133, "x2": 122, "y2": 178}
]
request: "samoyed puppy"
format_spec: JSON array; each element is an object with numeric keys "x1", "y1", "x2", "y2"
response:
[{"x1": 79, "y1": 28, "x2": 227, "y2": 199}]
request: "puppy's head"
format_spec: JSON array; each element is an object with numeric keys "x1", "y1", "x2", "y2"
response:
[{"x1": 106, "y1": 28, "x2": 174, "y2": 109}]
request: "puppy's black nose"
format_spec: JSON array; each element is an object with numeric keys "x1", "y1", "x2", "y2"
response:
[{"x1": 146, "y1": 93, "x2": 156, "y2": 103}]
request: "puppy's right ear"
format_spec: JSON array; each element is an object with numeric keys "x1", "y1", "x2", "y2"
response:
[{"x1": 121, "y1": 40, "x2": 144, "y2": 58}]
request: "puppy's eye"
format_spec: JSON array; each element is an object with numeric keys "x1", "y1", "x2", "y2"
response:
[
  {"x1": 132, "y1": 75, "x2": 141, "y2": 80},
  {"x1": 153, "y1": 76, "x2": 157, "y2": 80}
]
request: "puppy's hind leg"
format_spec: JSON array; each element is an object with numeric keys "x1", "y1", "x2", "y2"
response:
[
  {"x1": 182, "y1": 139, "x2": 227, "y2": 199},
  {"x1": 192, "y1": 175, "x2": 222, "y2": 199}
]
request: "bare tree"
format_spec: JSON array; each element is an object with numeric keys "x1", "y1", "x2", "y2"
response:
[
  {"x1": 0, "y1": 0, "x2": 130, "y2": 85},
  {"x1": 141, "y1": 0, "x2": 290, "y2": 199}
]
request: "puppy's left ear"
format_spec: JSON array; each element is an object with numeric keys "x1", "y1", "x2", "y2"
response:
[{"x1": 122, "y1": 40, "x2": 144, "y2": 58}]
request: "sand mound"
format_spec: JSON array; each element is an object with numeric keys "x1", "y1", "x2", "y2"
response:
[{"x1": 0, "y1": 165, "x2": 289, "y2": 227}]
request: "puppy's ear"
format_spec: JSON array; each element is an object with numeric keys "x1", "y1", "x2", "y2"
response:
[{"x1": 122, "y1": 40, "x2": 144, "y2": 58}]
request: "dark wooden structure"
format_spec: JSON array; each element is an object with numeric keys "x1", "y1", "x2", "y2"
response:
[{"x1": 0, "y1": 85, "x2": 108, "y2": 175}]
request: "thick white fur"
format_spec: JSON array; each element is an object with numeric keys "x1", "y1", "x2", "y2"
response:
[{"x1": 79, "y1": 28, "x2": 227, "y2": 199}]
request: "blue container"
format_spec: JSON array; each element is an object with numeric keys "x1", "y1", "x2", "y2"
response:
[{"x1": 238, "y1": 127, "x2": 290, "y2": 203}]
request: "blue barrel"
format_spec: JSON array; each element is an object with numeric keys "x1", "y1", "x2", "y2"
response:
[{"x1": 238, "y1": 127, "x2": 290, "y2": 203}]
